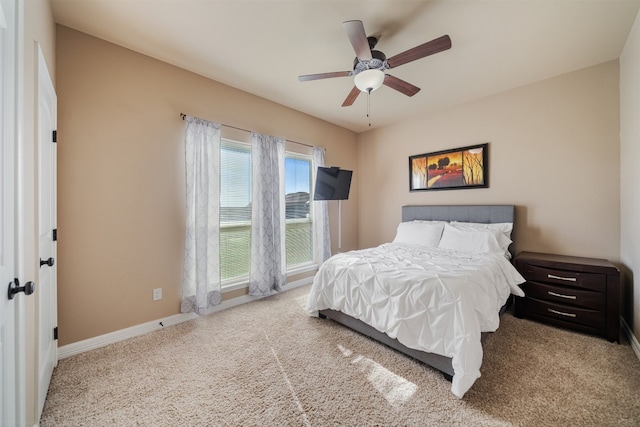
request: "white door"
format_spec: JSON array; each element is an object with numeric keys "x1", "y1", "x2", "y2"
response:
[
  {"x1": 1, "y1": 0, "x2": 23, "y2": 424},
  {"x1": 36, "y1": 45, "x2": 57, "y2": 419}
]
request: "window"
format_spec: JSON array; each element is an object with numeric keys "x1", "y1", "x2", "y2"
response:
[
  {"x1": 220, "y1": 139, "x2": 252, "y2": 282},
  {"x1": 285, "y1": 155, "x2": 313, "y2": 269},
  {"x1": 220, "y1": 139, "x2": 314, "y2": 285}
]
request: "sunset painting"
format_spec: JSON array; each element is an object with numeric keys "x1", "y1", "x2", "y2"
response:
[{"x1": 409, "y1": 143, "x2": 488, "y2": 191}]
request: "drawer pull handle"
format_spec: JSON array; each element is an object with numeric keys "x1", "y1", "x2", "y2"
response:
[
  {"x1": 548, "y1": 308, "x2": 577, "y2": 318},
  {"x1": 547, "y1": 274, "x2": 577, "y2": 282},
  {"x1": 548, "y1": 291, "x2": 577, "y2": 300}
]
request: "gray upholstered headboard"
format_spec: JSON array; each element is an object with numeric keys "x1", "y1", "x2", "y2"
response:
[{"x1": 401, "y1": 205, "x2": 516, "y2": 257}]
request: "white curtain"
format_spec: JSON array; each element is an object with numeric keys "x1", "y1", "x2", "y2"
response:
[
  {"x1": 181, "y1": 116, "x2": 222, "y2": 314},
  {"x1": 249, "y1": 132, "x2": 286, "y2": 296},
  {"x1": 312, "y1": 147, "x2": 331, "y2": 265}
]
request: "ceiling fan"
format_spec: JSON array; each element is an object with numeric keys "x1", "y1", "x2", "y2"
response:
[{"x1": 299, "y1": 20, "x2": 451, "y2": 107}]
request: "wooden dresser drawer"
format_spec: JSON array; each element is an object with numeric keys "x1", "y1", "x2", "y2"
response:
[
  {"x1": 520, "y1": 281, "x2": 605, "y2": 311},
  {"x1": 522, "y1": 264, "x2": 605, "y2": 292},
  {"x1": 522, "y1": 297, "x2": 605, "y2": 330}
]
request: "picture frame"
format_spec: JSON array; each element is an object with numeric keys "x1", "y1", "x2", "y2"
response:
[{"x1": 409, "y1": 143, "x2": 488, "y2": 191}]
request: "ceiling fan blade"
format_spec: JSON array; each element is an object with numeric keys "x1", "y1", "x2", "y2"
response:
[
  {"x1": 387, "y1": 35, "x2": 452, "y2": 68},
  {"x1": 342, "y1": 86, "x2": 361, "y2": 107},
  {"x1": 343, "y1": 20, "x2": 372, "y2": 60},
  {"x1": 383, "y1": 74, "x2": 421, "y2": 97},
  {"x1": 298, "y1": 71, "x2": 351, "y2": 82}
]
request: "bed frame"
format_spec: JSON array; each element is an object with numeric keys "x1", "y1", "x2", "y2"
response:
[{"x1": 318, "y1": 204, "x2": 516, "y2": 381}]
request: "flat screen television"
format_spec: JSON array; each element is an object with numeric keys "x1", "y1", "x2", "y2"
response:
[{"x1": 313, "y1": 167, "x2": 353, "y2": 201}]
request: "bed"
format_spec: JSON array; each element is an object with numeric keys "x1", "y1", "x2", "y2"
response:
[{"x1": 306, "y1": 205, "x2": 526, "y2": 398}]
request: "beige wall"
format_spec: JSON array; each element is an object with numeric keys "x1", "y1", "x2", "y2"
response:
[
  {"x1": 55, "y1": 26, "x2": 358, "y2": 346},
  {"x1": 357, "y1": 61, "x2": 620, "y2": 266},
  {"x1": 620, "y1": 10, "x2": 640, "y2": 344},
  {"x1": 23, "y1": 0, "x2": 56, "y2": 425}
]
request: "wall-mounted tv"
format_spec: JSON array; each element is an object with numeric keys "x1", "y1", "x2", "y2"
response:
[{"x1": 313, "y1": 166, "x2": 353, "y2": 201}]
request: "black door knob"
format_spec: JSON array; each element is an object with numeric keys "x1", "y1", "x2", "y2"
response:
[
  {"x1": 7, "y1": 278, "x2": 35, "y2": 300},
  {"x1": 40, "y1": 257, "x2": 54, "y2": 267}
]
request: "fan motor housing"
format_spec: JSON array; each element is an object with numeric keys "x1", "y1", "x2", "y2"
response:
[{"x1": 353, "y1": 50, "x2": 387, "y2": 73}]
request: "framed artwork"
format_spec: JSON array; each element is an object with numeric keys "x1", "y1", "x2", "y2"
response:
[{"x1": 409, "y1": 143, "x2": 488, "y2": 191}]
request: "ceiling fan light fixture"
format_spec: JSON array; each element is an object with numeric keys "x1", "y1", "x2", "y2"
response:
[{"x1": 354, "y1": 69, "x2": 385, "y2": 93}]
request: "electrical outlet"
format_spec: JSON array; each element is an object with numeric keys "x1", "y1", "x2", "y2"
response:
[{"x1": 153, "y1": 288, "x2": 162, "y2": 301}]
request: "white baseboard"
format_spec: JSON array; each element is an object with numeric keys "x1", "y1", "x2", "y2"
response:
[
  {"x1": 58, "y1": 277, "x2": 313, "y2": 360},
  {"x1": 621, "y1": 317, "x2": 640, "y2": 362},
  {"x1": 57, "y1": 311, "x2": 198, "y2": 359}
]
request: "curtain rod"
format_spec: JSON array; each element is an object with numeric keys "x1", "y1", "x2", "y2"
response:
[{"x1": 180, "y1": 113, "x2": 316, "y2": 149}]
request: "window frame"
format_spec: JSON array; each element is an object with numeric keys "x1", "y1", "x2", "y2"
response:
[
  {"x1": 219, "y1": 137, "x2": 317, "y2": 290},
  {"x1": 219, "y1": 137, "x2": 253, "y2": 287},
  {"x1": 284, "y1": 152, "x2": 314, "y2": 271}
]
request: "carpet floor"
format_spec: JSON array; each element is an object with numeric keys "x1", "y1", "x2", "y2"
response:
[{"x1": 41, "y1": 285, "x2": 640, "y2": 426}]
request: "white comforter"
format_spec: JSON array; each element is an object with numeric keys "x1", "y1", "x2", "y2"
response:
[{"x1": 306, "y1": 243, "x2": 525, "y2": 398}]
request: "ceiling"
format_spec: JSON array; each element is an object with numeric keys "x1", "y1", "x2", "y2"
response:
[{"x1": 50, "y1": 0, "x2": 640, "y2": 133}]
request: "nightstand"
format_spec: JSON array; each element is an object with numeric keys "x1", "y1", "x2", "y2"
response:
[{"x1": 514, "y1": 252, "x2": 620, "y2": 343}]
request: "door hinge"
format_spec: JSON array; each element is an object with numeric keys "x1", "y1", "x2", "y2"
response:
[
  {"x1": 52, "y1": 228, "x2": 57, "y2": 241},
  {"x1": 53, "y1": 327, "x2": 58, "y2": 340},
  {"x1": 52, "y1": 130, "x2": 57, "y2": 143}
]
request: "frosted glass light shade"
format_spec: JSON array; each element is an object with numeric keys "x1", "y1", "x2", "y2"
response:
[{"x1": 354, "y1": 69, "x2": 385, "y2": 93}]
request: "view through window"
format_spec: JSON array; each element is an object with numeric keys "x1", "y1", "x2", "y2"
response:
[
  {"x1": 220, "y1": 139, "x2": 313, "y2": 284},
  {"x1": 284, "y1": 155, "x2": 313, "y2": 268}
]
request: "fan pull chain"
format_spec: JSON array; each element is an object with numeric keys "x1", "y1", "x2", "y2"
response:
[{"x1": 367, "y1": 88, "x2": 372, "y2": 127}]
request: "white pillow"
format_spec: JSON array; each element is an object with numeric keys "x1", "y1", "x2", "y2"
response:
[
  {"x1": 438, "y1": 223, "x2": 507, "y2": 254},
  {"x1": 449, "y1": 221, "x2": 513, "y2": 255},
  {"x1": 392, "y1": 221, "x2": 445, "y2": 247},
  {"x1": 450, "y1": 221, "x2": 512, "y2": 240}
]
